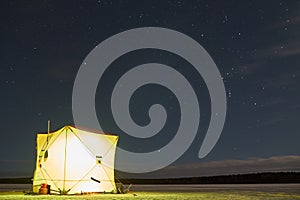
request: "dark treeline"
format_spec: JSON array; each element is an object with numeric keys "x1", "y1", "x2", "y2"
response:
[
  {"x1": 0, "y1": 177, "x2": 32, "y2": 184},
  {"x1": 0, "y1": 172, "x2": 299, "y2": 184},
  {"x1": 120, "y1": 172, "x2": 300, "y2": 184}
]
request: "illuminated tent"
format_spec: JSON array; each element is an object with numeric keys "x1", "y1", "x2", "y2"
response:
[{"x1": 32, "y1": 125, "x2": 118, "y2": 194}]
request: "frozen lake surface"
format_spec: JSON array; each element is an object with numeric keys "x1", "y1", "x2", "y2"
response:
[
  {"x1": 1, "y1": 183, "x2": 299, "y2": 194},
  {"x1": 131, "y1": 184, "x2": 300, "y2": 194}
]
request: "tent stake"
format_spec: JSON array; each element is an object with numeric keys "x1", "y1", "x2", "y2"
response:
[
  {"x1": 47, "y1": 120, "x2": 51, "y2": 144},
  {"x1": 48, "y1": 120, "x2": 50, "y2": 134}
]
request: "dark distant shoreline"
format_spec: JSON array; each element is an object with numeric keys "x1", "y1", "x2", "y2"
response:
[
  {"x1": 0, "y1": 177, "x2": 31, "y2": 184},
  {"x1": 121, "y1": 172, "x2": 300, "y2": 184},
  {"x1": 1, "y1": 172, "x2": 299, "y2": 184}
]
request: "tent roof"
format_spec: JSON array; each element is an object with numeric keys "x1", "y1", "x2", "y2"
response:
[{"x1": 38, "y1": 125, "x2": 117, "y2": 136}]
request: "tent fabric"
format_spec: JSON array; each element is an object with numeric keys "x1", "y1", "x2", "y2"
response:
[{"x1": 32, "y1": 126, "x2": 118, "y2": 194}]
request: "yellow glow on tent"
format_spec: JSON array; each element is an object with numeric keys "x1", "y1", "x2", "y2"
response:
[{"x1": 32, "y1": 126, "x2": 118, "y2": 194}]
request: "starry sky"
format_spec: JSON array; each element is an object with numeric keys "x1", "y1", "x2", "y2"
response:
[{"x1": 0, "y1": 0, "x2": 299, "y2": 178}]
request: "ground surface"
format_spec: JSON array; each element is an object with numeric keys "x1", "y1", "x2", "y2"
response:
[
  {"x1": 0, "y1": 184, "x2": 300, "y2": 199},
  {"x1": 0, "y1": 191, "x2": 300, "y2": 200}
]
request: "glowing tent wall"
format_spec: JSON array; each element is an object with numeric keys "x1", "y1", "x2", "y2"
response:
[{"x1": 32, "y1": 126, "x2": 118, "y2": 194}]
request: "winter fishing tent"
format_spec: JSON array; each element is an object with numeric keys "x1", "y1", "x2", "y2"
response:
[{"x1": 32, "y1": 125, "x2": 118, "y2": 194}]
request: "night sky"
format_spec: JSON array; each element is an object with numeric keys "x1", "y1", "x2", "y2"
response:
[{"x1": 1, "y1": 0, "x2": 299, "y2": 178}]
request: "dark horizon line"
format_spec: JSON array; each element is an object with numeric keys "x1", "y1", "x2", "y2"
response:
[{"x1": 1, "y1": 172, "x2": 299, "y2": 184}]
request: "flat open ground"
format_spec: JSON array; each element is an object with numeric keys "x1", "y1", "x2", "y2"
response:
[{"x1": 0, "y1": 184, "x2": 299, "y2": 199}]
